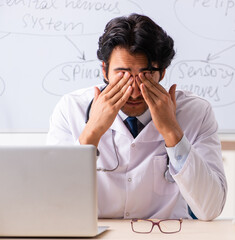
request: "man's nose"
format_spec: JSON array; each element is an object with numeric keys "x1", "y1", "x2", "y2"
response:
[{"x1": 130, "y1": 76, "x2": 142, "y2": 99}]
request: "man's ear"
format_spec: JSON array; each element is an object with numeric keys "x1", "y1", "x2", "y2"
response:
[
  {"x1": 102, "y1": 62, "x2": 109, "y2": 83},
  {"x1": 159, "y1": 69, "x2": 166, "y2": 82}
]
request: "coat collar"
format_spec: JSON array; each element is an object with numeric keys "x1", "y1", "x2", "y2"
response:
[{"x1": 110, "y1": 115, "x2": 164, "y2": 142}]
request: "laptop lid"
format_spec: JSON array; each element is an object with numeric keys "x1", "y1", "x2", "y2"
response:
[{"x1": 0, "y1": 145, "x2": 103, "y2": 237}]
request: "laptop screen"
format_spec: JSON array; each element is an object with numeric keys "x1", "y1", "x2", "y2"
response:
[{"x1": 0, "y1": 145, "x2": 101, "y2": 237}]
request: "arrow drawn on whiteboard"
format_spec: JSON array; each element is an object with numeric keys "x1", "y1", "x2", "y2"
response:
[
  {"x1": 64, "y1": 35, "x2": 86, "y2": 61},
  {"x1": 206, "y1": 43, "x2": 235, "y2": 62},
  {"x1": 0, "y1": 32, "x2": 11, "y2": 40}
]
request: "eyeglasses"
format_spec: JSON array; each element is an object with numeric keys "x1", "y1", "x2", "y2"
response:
[{"x1": 131, "y1": 218, "x2": 183, "y2": 234}]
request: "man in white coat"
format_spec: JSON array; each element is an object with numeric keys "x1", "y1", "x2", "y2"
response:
[{"x1": 47, "y1": 14, "x2": 227, "y2": 220}]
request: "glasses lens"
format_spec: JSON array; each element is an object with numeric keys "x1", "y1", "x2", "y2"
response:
[
  {"x1": 132, "y1": 220, "x2": 153, "y2": 233},
  {"x1": 159, "y1": 220, "x2": 181, "y2": 233}
]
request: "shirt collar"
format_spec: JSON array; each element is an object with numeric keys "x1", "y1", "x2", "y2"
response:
[{"x1": 118, "y1": 109, "x2": 152, "y2": 126}]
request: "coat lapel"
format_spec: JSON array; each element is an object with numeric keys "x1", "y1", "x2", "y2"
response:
[{"x1": 110, "y1": 115, "x2": 164, "y2": 143}]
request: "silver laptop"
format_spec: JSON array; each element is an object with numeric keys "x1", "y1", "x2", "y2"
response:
[{"x1": 0, "y1": 145, "x2": 107, "y2": 237}]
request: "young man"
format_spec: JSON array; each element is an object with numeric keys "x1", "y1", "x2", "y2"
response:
[{"x1": 47, "y1": 14, "x2": 227, "y2": 220}]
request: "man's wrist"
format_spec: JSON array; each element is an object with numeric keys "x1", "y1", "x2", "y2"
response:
[
  {"x1": 166, "y1": 135, "x2": 191, "y2": 173},
  {"x1": 79, "y1": 125, "x2": 102, "y2": 147},
  {"x1": 163, "y1": 128, "x2": 184, "y2": 147}
]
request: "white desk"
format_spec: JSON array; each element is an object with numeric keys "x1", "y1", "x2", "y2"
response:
[
  {"x1": 94, "y1": 219, "x2": 235, "y2": 240},
  {"x1": 0, "y1": 219, "x2": 234, "y2": 239}
]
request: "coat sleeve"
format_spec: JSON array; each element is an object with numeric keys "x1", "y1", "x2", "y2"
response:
[
  {"x1": 47, "y1": 96, "x2": 78, "y2": 145},
  {"x1": 170, "y1": 104, "x2": 227, "y2": 221}
]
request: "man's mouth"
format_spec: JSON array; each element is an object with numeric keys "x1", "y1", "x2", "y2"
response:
[{"x1": 126, "y1": 100, "x2": 143, "y2": 106}]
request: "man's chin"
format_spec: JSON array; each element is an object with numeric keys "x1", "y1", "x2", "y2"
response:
[{"x1": 120, "y1": 105, "x2": 148, "y2": 117}]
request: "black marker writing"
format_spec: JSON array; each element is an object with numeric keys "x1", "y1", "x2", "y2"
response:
[
  {"x1": 0, "y1": 0, "x2": 58, "y2": 10},
  {"x1": 60, "y1": 63, "x2": 102, "y2": 82},
  {"x1": 22, "y1": 13, "x2": 84, "y2": 32},
  {"x1": 193, "y1": 0, "x2": 235, "y2": 16},
  {"x1": 178, "y1": 62, "x2": 234, "y2": 87},
  {"x1": 180, "y1": 84, "x2": 220, "y2": 101},
  {"x1": 64, "y1": 0, "x2": 120, "y2": 14},
  {"x1": 169, "y1": 60, "x2": 235, "y2": 106}
]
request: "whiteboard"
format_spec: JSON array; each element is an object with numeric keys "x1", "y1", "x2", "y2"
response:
[{"x1": 0, "y1": 0, "x2": 235, "y2": 133}]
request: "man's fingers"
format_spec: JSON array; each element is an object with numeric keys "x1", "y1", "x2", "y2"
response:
[
  {"x1": 92, "y1": 71, "x2": 133, "y2": 113},
  {"x1": 102, "y1": 72, "x2": 130, "y2": 96},
  {"x1": 140, "y1": 83, "x2": 154, "y2": 105},
  {"x1": 93, "y1": 86, "x2": 101, "y2": 101},
  {"x1": 115, "y1": 85, "x2": 133, "y2": 109},
  {"x1": 100, "y1": 72, "x2": 123, "y2": 94},
  {"x1": 106, "y1": 72, "x2": 131, "y2": 98},
  {"x1": 139, "y1": 72, "x2": 166, "y2": 96},
  {"x1": 138, "y1": 75, "x2": 159, "y2": 105},
  {"x1": 169, "y1": 84, "x2": 177, "y2": 107},
  {"x1": 110, "y1": 76, "x2": 134, "y2": 104}
]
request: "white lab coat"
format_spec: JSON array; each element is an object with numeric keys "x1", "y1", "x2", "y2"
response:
[{"x1": 47, "y1": 84, "x2": 227, "y2": 220}]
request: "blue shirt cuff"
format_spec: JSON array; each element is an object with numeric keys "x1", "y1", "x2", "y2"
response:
[{"x1": 165, "y1": 135, "x2": 191, "y2": 173}]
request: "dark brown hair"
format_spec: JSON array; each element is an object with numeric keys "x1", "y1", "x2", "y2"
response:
[{"x1": 97, "y1": 13, "x2": 175, "y2": 79}]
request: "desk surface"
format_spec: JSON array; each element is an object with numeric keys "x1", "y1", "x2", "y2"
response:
[
  {"x1": 95, "y1": 219, "x2": 235, "y2": 240},
  {"x1": 0, "y1": 219, "x2": 234, "y2": 239}
]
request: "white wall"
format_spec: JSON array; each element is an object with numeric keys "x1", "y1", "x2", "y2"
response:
[
  {"x1": 220, "y1": 150, "x2": 235, "y2": 219},
  {"x1": 0, "y1": 133, "x2": 47, "y2": 145}
]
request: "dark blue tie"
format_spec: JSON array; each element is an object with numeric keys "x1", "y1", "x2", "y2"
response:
[{"x1": 126, "y1": 117, "x2": 138, "y2": 138}]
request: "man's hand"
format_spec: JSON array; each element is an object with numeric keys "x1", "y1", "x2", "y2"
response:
[
  {"x1": 138, "y1": 72, "x2": 183, "y2": 147},
  {"x1": 79, "y1": 72, "x2": 133, "y2": 147}
]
